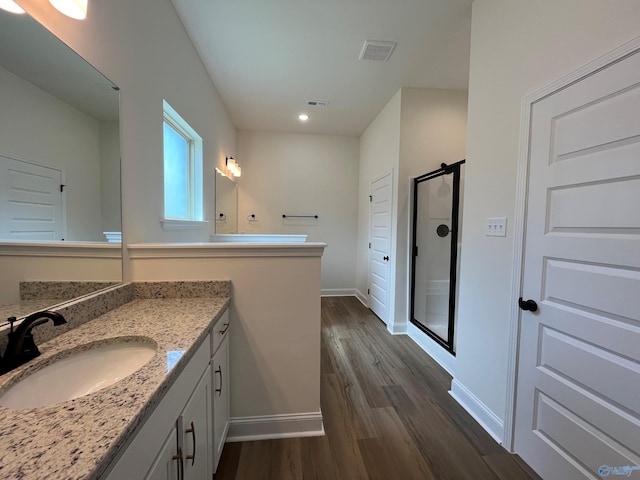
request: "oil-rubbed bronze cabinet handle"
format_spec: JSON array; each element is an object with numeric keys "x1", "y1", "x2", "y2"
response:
[
  {"x1": 172, "y1": 446, "x2": 184, "y2": 480},
  {"x1": 185, "y1": 421, "x2": 196, "y2": 466},
  {"x1": 218, "y1": 322, "x2": 230, "y2": 335},
  {"x1": 215, "y1": 366, "x2": 222, "y2": 396}
]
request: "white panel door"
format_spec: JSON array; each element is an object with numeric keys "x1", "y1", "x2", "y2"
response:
[
  {"x1": 514, "y1": 48, "x2": 640, "y2": 479},
  {"x1": 368, "y1": 171, "x2": 393, "y2": 324},
  {"x1": 0, "y1": 154, "x2": 63, "y2": 240}
]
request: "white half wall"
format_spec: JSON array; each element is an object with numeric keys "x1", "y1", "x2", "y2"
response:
[
  {"x1": 237, "y1": 131, "x2": 359, "y2": 291},
  {"x1": 0, "y1": 243, "x2": 122, "y2": 305},
  {"x1": 455, "y1": 0, "x2": 640, "y2": 429},
  {"x1": 128, "y1": 243, "x2": 324, "y2": 439}
]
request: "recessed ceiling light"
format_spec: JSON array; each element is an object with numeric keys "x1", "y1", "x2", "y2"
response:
[{"x1": 298, "y1": 114, "x2": 309, "y2": 122}]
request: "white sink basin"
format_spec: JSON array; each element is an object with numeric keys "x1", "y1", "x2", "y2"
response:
[{"x1": 0, "y1": 339, "x2": 157, "y2": 409}]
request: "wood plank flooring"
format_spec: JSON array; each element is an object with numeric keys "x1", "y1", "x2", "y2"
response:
[{"x1": 215, "y1": 296, "x2": 541, "y2": 480}]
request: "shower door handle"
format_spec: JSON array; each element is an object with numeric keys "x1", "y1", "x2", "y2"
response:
[{"x1": 383, "y1": 256, "x2": 389, "y2": 261}]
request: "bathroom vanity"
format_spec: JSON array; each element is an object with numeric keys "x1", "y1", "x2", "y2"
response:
[{"x1": 0, "y1": 282, "x2": 231, "y2": 480}]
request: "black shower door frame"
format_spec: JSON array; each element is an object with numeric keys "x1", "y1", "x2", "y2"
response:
[{"x1": 410, "y1": 159, "x2": 465, "y2": 355}]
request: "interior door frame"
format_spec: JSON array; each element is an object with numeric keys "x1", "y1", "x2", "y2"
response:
[
  {"x1": 503, "y1": 34, "x2": 640, "y2": 452},
  {"x1": 368, "y1": 168, "x2": 394, "y2": 328}
]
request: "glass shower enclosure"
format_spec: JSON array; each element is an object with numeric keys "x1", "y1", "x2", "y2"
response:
[{"x1": 410, "y1": 160, "x2": 465, "y2": 354}]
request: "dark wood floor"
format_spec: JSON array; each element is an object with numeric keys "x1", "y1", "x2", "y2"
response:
[{"x1": 215, "y1": 296, "x2": 541, "y2": 480}]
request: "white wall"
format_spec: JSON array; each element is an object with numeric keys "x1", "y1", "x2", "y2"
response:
[
  {"x1": 100, "y1": 121, "x2": 121, "y2": 235},
  {"x1": 356, "y1": 91, "x2": 401, "y2": 301},
  {"x1": 395, "y1": 88, "x2": 468, "y2": 329},
  {"x1": 0, "y1": 66, "x2": 103, "y2": 241},
  {"x1": 355, "y1": 88, "x2": 468, "y2": 329},
  {"x1": 16, "y1": 0, "x2": 237, "y2": 251},
  {"x1": 237, "y1": 131, "x2": 359, "y2": 292},
  {"x1": 455, "y1": 0, "x2": 640, "y2": 429}
]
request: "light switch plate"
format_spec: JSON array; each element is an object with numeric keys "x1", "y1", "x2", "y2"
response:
[{"x1": 486, "y1": 217, "x2": 507, "y2": 237}]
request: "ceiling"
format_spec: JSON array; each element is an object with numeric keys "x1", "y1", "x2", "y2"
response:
[
  {"x1": 171, "y1": 0, "x2": 472, "y2": 137},
  {"x1": 0, "y1": 9, "x2": 119, "y2": 122}
]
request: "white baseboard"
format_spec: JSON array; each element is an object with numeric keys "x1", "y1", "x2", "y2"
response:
[
  {"x1": 407, "y1": 323, "x2": 456, "y2": 376},
  {"x1": 449, "y1": 379, "x2": 504, "y2": 445},
  {"x1": 354, "y1": 289, "x2": 368, "y2": 306},
  {"x1": 226, "y1": 411, "x2": 325, "y2": 442},
  {"x1": 387, "y1": 322, "x2": 407, "y2": 335},
  {"x1": 321, "y1": 288, "x2": 357, "y2": 297}
]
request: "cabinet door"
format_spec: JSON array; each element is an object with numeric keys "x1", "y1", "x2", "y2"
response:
[
  {"x1": 180, "y1": 365, "x2": 212, "y2": 480},
  {"x1": 212, "y1": 335, "x2": 230, "y2": 472},
  {"x1": 144, "y1": 427, "x2": 180, "y2": 480}
]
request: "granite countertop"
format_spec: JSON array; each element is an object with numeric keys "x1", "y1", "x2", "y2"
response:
[{"x1": 0, "y1": 295, "x2": 230, "y2": 480}]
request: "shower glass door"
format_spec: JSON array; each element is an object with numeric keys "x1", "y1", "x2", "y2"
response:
[{"x1": 410, "y1": 160, "x2": 464, "y2": 354}]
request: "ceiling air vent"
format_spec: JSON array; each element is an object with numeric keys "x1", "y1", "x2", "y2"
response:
[{"x1": 359, "y1": 40, "x2": 397, "y2": 62}]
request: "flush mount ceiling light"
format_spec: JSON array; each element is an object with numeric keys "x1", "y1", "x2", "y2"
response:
[
  {"x1": 0, "y1": 0, "x2": 25, "y2": 14},
  {"x1": 49, "y1": 0, "x2": 87, "y2": 19},
  {"x1": 298, "y1": 114, "x2": 309, "y2": 122}
]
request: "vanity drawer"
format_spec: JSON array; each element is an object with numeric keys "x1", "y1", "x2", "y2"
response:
[{"x1": 211, "y1": 308, "x2": 230, "y2": 356}]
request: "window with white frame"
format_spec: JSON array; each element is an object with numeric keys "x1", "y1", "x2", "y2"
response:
[{"x1": 162, "y1": 100, "x2": 204, "y2": 228}]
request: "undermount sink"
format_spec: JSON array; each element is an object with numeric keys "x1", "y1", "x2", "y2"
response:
[{"x1": 0, "y1": 338, "x2": 157, "y2": 409}]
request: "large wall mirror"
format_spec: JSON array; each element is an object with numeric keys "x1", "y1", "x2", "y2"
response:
[
  {"x1": 0, "y1": 10, "x2": 122, "y2": 321},
  {"x1": 215, "y1": 174, "x2": 237, "y2": 234}
]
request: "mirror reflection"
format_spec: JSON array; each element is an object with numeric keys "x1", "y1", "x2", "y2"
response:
[
  {"x1": 215, "y1": 173, "x2": 237, "y2": 234},
  {"x1": 0, "y1": 10, "x2": 122, "y2": 321}
]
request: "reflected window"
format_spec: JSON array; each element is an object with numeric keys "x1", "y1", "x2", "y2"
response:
[{"x1": 162, "y1": 100, "x2": 203, "y2": 222}]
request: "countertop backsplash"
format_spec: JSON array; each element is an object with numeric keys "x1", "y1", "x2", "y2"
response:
[{"x1": 0, "y1": 281, "x2": 231, "y2": 354}]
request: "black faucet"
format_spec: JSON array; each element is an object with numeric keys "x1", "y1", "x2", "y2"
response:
[{"x1": 0, "y1": 311, "x2": 67, "y2": 374}]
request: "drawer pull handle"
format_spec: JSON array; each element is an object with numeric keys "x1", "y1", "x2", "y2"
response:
[
  {"x1": 172, "y1": 447, "x2": 184, "y2": 480},
  {"x1": 215, "y1": 366, "x2": 222, "y2": 396},
  {"x1": 185, "y1": 421, "x2": 196, "y2": 466},
  {"x1": 218, "y1": 322, "x2": 230, "y2": 335}
]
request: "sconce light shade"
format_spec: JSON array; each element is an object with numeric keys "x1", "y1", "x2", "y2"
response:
[
  {"x1": 49, "y1": 0, "x2": 87, "y2": 19},
  {"x1": 0, "y1": 0, "x2": 25, "y2": 14},
  {"x1": 226, "y1": 156, "x2": 242, "y2": 178}
]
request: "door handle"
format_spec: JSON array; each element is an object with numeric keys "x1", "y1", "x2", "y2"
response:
[
  {"x1": 518, "y1": 297, "x2": 538, "y2": 312},
  {"x1": 215, "y1": 366, "x2": 222, "y2": 396},
  {"x1": 172, "y1": 447, "x2": 184, "y2": 480},
  {"x1": 185, "y1": 421, "x2": 196, "y2": 466},
  {"x1": 383, "y1": 256, "x2": 389, "y2": 261}
]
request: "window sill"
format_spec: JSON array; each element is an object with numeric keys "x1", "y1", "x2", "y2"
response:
[{"x1": 160, "y1": 218, "x2": 210, "y2": 231}]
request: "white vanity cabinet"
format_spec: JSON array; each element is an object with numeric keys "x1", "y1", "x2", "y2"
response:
[
  {"x1": 103, "y1": 306, "x2": 230, "y2": 480},
  {"x1": 211, "y1": 309, "x2": 230, "y2": 472},
  {"x1": 144, "y1": 366, "x2": 211, "y2": 480}
]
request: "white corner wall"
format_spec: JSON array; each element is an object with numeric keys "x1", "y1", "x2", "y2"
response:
[
  {"x1": 100, "y1": 121, "x2": 122, "y2": 235},
  {"x1": 356, "y1": 91, "x2": 402, "y2": 302},
  {"x1": 356, "y1": 88, "x2": 468, "y2": 331},
  {"x1": 395, "y1": 88, "x2": 468, "y2": 330},
  {"x1": 237, "y1": 131, "x2": 359, "y2": 292},
  {"x1": 16, "y1": 0, "x2": 237, "y2": 251},
  {"x1": 455, "y1": 0, "x2": 640, "y2": 437}
]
